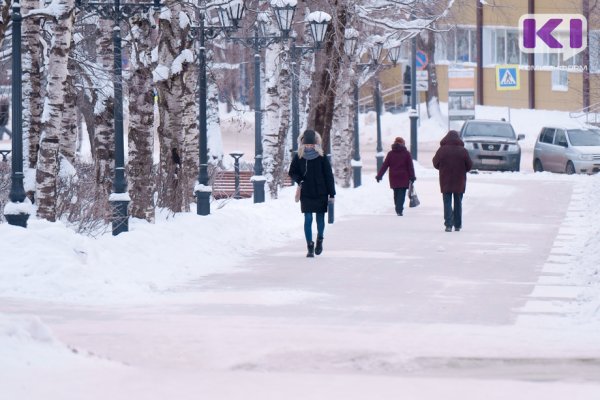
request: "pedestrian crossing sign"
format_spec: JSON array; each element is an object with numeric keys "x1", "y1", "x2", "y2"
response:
[{"x1": 496, "y1": 65, "x2": 520, "y2": 91}]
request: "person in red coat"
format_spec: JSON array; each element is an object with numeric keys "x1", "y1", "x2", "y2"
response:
[
  {"x1": 432, "y1": 130, "x2": 473, "y2": 232},
  {"x1": 375, "y1": 137, "x2": 416, "y2": 216}
]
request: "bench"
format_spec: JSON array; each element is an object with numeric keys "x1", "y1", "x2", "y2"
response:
[
  {"x1": 213, "y1": 171, "x2": 254, "y2": 199},
  {"x1": 212, "y1": 171, "x2": 294, "y2": 200}
]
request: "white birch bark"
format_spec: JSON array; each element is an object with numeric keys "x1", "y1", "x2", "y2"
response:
[
  {"x1": 60, "y1": 59, "x2": 78, "y2": 166},
  {"x1": 155, "y1": 3, "x2": 195, "y2": 213},
  {"x1": 36, "y1": 0, "x2": 75, "y2": 221},
  {"x1": 206, "y1": 49, "x2": 223, "y2": 165},
  {"x1": 262, "y1": 43, "x2": 291, "y2": 199},
  {"x1": 128, "y1": 14, "x2": 158, "y2": 222},
  {"x1": 331, "y1": 65, "x2": 354, "y2": 188},
  {"x1": 94, "y1": 18, "x2": 116, "y2": 197},
  {"x1": 21, "y1": 0, "x2": 45, "y2": 172}
]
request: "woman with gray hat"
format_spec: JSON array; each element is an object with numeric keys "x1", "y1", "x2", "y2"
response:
[{"x1": 288, "y1": 129, "x2": 336, "y2": 257}]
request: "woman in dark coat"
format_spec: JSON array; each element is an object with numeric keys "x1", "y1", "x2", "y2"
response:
[
  {"x1": 375, "y1": 137, "x2": 416, "y2": 216},
  {"x1": 288, "y1": 130, "x2": 336, "y2": 257},
  {"x1": 432, "y1": 130, "x2": 473, "y2": 232}
]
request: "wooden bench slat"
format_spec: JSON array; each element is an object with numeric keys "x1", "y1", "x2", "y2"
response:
[{"x1": 212, "y1": 170, "x2": 294, "y2": 199}]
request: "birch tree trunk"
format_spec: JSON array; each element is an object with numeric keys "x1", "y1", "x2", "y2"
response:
[
  {"x1": 22, "y1": 0, "x2": 45, "y2": 172},
  {"x1": 36, "y1": 0, "x2": 75, "y2": 221},
  {"x1": 418, "y1": 30, "x2": 441, "y2": 119},
  {"x1": 155, "y1": 3, "x2": 195, "y2": 213},
  {"x1": 128, "y1": 14, "x2": 157, "y2": 222},
  {"x1": 60, "y1": 58, "x2": 78, "y2": 166},
  {"x1": 310, "y1": 2, "x2": 348, "y2": 158},
  {"x1": 94, "y1": 19, "x2": 116, "y2": 197},
  {"x1": 262, "y1": 43, "x2": 291, "y2": 198},
  {"x1": 331, "y1": 65, "x2": 353, "y2": 188},
  {"x1": 206, "y1": 50, "x2": 223, "y2": 165}
]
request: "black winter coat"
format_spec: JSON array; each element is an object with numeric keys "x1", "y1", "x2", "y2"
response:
[
  {"x1": 288, "y1": 154, "x2": 336, "y2": 213},
  {"x1": 432, "y1": 131, "x2": 473, "y2": 193},
  {"x1": 376, "y1": 144, "x2": 415, "y2": 189}
]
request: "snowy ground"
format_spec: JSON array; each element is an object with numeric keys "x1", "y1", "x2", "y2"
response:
[{"x1": 1, "y1": 104, "x2": 600, "y2": 399}]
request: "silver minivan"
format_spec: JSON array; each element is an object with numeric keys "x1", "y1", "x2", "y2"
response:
[{"x1": 533, "y1": 126, "x2": 600, "y2": 174}]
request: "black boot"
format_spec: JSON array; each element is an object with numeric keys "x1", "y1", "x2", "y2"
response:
[
  {"x1": 306, "y1": 241, "x2": 315, "y2": 258},
  {"x1": 315, "y1": 237, "x2": 323, "y2": 255}
]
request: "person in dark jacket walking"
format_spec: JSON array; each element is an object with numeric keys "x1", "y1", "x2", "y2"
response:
[
  {"x1": 432, "y1": 130, "x2": 473, "y2": 232},
  {"x1": 375, "y1": 137, "x2": 416, "y2": 216},
  {"x1": 288, "y1": 130, "x2": 336, "y2": 257}
]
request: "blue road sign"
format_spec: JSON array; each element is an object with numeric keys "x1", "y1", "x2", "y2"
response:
[
  {"x1": 416, "y1": 50, "x2": 428, "y2": 70},
  {"x1": 496, "y1": 65, "x2": 520, "y2": 91}
]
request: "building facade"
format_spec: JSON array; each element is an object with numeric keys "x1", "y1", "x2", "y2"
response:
[{"x1": 433, "y1": 0, "x2": 600, "y2": 112}]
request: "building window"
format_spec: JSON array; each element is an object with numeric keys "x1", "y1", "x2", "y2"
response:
[
  {"x1": 552, "y1": 70, "x2": 568, "y2": 91},
  {"x1": 435, "y1": 27, "x2": 476, "y2": 64},
  {"x1": 483, "y1": 28, "x2": 527, "y2": 66},
  {"x1": 456, "y1": 28, "x2": 470, "y2": 62},
  {"x1": 495, "y1": 30, "x2": 506, "y2": 64},
  {"x1": 506, "y1": 31, "x2": 520, "y2": 64}
]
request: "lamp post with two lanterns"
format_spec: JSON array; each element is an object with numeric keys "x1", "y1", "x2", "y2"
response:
[
  {"x1": 193, "y1": 0, "x2": 244, "y2": 216},
  {"x1": 344, "y1": 32, "x2": 401, "y2": 186},
  {"x1": 3, "y1": 0, "x2": 29, "y2": 228},
  {"x1": 222, "y1": 0, "x2": 329, "y2": 203},
  {"x1": 75, "y1": 0, "x2": 162, "y2": 235}
]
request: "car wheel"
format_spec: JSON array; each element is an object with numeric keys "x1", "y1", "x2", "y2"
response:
[
  {"x1": 566, "y1": 161, "x2": 576, "y2": 175},
  {"x1": 533, "y1": 159, "x2": 544, "y2": 172}
]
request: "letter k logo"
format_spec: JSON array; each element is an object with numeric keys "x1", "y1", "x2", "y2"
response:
[{"x1": 523, "y1": 18, "x2": 562, "y2": 49}]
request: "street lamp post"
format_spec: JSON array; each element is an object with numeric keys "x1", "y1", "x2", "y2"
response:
[
  {"x1": 224, "y1": 0, "x2": 296, "y2": 204},
  {"x1": 344, "y1": 33, "x2": 400, "y2": 186},
  {"x1": 193, "y1": 2, "x2": 244, "y2": 216},
  {"x1": 3, "y1": 0, "x2": 30, "y2": 228},
  {"x1": 374, "y1": 78, "x2": 384, "y2": 172},
  {"x1": 76, "y1": 0, "x2": 161, "y2": 235},
  {"x1": 410, "y1": 33, "x2": 418, "y2": 160}
]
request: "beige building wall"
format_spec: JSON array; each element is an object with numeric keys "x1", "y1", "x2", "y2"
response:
[
  {"x1": 482, "y1": 68, "x2": 528, "y2": 108},
  {"x1": 482, "y1": 0, "x2": 527, "y2": 26}
]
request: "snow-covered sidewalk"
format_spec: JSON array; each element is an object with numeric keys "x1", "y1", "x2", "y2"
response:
[{"x1": 1, "y1": 169, "x2": 600, "y2": 399}]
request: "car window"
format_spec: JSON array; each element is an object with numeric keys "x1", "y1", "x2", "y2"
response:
[
  {"x1": 463, "y1": 122, "x2": 516, "y2": 138},
  {"x1": 540, "y1": 128, "x2": 555, "y2": 144},
  {"x1": 566, "y1": 129, "x2": 600, "y2": 146},
  {"x1": 554, "y1": 130, "x2": 568, "y2": 147}
]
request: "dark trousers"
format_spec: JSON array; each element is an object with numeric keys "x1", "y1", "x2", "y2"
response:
[
  {"x1": 443, "y1": 193, "x2": 463, "y2": 228},
  {"x1": 393, "y1": 188, "x2": 408, "y2": 215}
]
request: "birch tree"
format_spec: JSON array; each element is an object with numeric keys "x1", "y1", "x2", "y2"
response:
[
  {"x1": 22, "y1": 0, "x2": 46, "y2": 173},
  {"x1": 262, "y1": 41, "x2": 290, "y2": 198},
  {"x1": 36, "y1": 0, "x2": 76, "y2": 222},
  {"x1": 331, "y1": 65, "x2": 354, "y2": 188},
  {"x1": 155, "y1": 3, "x2": 197, "y2": 213},
  {"x1": 93, "y1": 18, "x2": 116, "y2": 197},
  {"x1": 128, "y1": 11, "x2": 158, "y2": 221}
]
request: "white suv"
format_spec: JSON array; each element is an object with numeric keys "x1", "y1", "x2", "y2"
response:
[{"x1": 533, "y1": 126, "x2": 600, "y2": 174}]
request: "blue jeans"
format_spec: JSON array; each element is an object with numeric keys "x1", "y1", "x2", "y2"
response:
[
  {"x1": 304, "y1": 212, "x2": 325, "y2": 242},
  {"x1": 443, "y1": 193, "x2": 463, "y2": 229}
]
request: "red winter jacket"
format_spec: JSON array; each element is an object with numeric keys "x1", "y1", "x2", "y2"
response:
[
  {"x1": 376, "y1": 144, "x2": 416, "y2": 189},
  {"x1": 432, "y1": 131, "x2": 473, "y2": 193}
]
